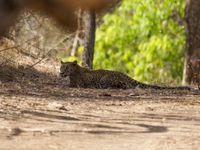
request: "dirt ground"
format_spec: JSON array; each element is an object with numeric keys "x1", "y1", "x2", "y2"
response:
[{"x1": 0, "y1": 63, "x2": 200, "y2": 150}]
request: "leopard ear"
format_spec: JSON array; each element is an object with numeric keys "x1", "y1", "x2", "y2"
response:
[{"x1": 72, "y1": 60, "x2": 77, "y2": 65}]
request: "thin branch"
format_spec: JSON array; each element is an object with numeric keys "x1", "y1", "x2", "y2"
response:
[
  {"x1": 29, "y1": 49, "x2": 53, "y2": 68},
  {"x1": 0, "y1": 37, "x2": 38, "y2": 53},
  {"x1": 0, "y1": 46, "x2": 21, "y2": 53}
]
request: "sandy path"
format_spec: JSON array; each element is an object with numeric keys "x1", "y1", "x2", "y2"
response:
[{"x1": 0, "y1": 85, "x2": 200, "y2": 150}]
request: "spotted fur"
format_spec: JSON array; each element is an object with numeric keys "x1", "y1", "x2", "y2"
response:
[{"x1": 60, "y1": 61, "x2": 191, "y2": 90}]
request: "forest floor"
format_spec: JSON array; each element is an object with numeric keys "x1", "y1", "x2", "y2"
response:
[{"x1": 0, "y1": 62, "x2": 200, "y2": 150}]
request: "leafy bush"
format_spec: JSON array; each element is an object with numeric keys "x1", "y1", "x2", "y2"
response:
[{"x1": 94, "y1": 0, "x2": 185, "y2": 84}]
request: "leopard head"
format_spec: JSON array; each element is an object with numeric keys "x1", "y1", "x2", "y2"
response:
[{"x1": 59, "y1": 60, "x2": 78, "y2": 77}]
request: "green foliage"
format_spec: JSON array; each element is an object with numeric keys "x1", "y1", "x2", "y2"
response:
[
  {"x1": 59, "y1": 46, "x2": 84, "y2": 64},
  {"x1": 94, "y1": 0, "x2": 185, "y2": 84}
]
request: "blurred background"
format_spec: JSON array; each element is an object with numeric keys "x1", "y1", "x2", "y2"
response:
[{"x1": 0, "y1": 0, "x2": 185, "y2": 84}]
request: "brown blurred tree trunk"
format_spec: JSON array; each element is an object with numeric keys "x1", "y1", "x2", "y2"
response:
[
  {"x1": 183, "y1": 0, "x2": 200, "y2": 86},
  {"x1": 82, "y1": 10, "x2": 96, "y2": 69}
]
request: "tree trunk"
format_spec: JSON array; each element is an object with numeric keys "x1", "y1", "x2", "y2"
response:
[
  {"x1": 184, "y1": 0, "x2": 200, "y2": 86},
  {"x1": 82, "y1": 10, "x2": 96, "y2": 69}
]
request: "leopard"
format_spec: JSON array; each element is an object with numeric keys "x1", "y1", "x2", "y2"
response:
[{"x1": 59, "y1": 60, "x2": 191, "y2": 90}]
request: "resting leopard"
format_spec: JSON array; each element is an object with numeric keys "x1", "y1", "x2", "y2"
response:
[{"x1": 59, "y1": 60, "x2": 191, "y2": 90}]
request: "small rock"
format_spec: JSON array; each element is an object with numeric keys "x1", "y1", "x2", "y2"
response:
[
  {"x1": 47, "y1": 102, "x2": 67, "y2": 110},
  {"x1": 98, "y1": 93, "x2": 112, "y2": 97}
]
